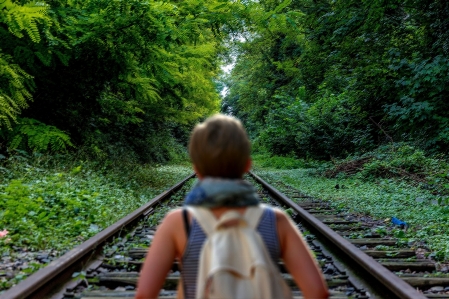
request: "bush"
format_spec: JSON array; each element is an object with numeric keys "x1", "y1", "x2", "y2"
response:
[
  {"x1": 324, "y1": 143, "x2": 449, "y2": 198},
  {"x1": 252, "y1": 153, "x2": 309, "y2": 170},
  {"x1": 0, "y1": 151, "x2": 192, "y2": 251},
  {"x1": 360, "y1": 144, "x2": 435, "y2": 179},
  {"x1": 1, "y1": 118, "x2": 74, "y2": 153}
]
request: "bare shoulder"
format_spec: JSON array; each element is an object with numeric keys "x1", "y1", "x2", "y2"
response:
[
  {"x1": 273, "y1": 208, "x2": 291, "y2": 226},
  {"x1": 272, "y1": 208, "x2": 303, "y2": 247},
  {"x1": 157, "y1": 208, "x2": 183, "y2": 230},
  {"x1": 165, "y1": 208, "x2": 183, "y2": 219}
]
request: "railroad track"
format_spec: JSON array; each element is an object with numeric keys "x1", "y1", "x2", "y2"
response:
[{"x1": 1, "y1": 172, "x2": 448, "y2": 299}]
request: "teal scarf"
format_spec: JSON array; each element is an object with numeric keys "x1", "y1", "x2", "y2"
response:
[{"x1": 184, "y1": 178, "x2": 259, "y2": 208}]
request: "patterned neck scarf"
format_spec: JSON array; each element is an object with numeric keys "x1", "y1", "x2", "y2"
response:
[{"x1": 184, "y1": 177, "x2": 259, "y2": 208}]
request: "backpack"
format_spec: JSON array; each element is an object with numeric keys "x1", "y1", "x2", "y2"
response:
[{"x1": 186, "y1": 204, "x2": 293, "y2": 299}]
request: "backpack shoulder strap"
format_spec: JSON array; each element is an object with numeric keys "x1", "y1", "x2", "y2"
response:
[
  {"x1": 243, "y1": 204, "x2": 266, "y2": 229},
  {"x1": 187, "y1": 204, "x2": 267, "y2": 235},
  {"x1": 182, "y1": 208, "x2": 190, "y2": 237},
  {"x1": 185, "y1": 206, "x2": 217, "y2": 236}
]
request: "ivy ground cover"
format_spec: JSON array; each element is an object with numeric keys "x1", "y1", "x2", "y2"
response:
[
  {"x1": 0, "y1": 153, "x2": 192, "y2": 291},
  {"x1": 254, "y1": 168, "x2": 449, "y2": 262}
]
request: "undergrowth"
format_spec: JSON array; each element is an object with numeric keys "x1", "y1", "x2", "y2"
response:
[
  {"x1": 252, "y1": 153, "x2": 319, "y2": 170},
  {"x1": 0, "y1": 151, "x2": 192, "y2": 253},
  {"x1": 253, "y1": 143, "x2": 449, "y2": 261},
  {"x1": 324, "y1": 143, "x2": 449, "y2": 202},
  {"x1": 257, "y1": 168, "x2": 449, "y2": 261},
  {"x1": 254, "y1": 143, "x2": 449, "y2": 202},
  {"x1": 254, "y1": 143, "x2": 449, "y2": 260}
]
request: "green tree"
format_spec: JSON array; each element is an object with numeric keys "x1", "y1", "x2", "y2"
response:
[
  {"x1": 0, "y1": 0, "x2": 52, "y2": 128},
  {"x1": 224, "y1": 0, "x2": 449, "y2": 158},
  {"x1": 2, "y1": 0, "x2": 245, "y2": 159}
]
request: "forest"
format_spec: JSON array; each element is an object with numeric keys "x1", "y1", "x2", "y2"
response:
[
  {"x1": 222, "y1": 0, "x2": 449, "y2": 158},
  {"x1": 1, "y1": 0, "x2": 449, "y2": 290},
  {"x1": 1, "y1": 0, "x2": 449, "y2": 161},
  {"x1": 0, "y1": 0, "x2": 239, "y2": 162}
]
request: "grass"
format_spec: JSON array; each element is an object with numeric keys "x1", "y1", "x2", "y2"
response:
[
  {"x1": 2, "y1": 143, "x2": 448, "y2": 291},
  {"x1": 252, "y1": 153, "x2": 319, "y2": 169},
  {"x1": 252, "y1": 144, "x2": 449, "y2": 261},
  {"x1": 254, "y1": 168, "x2": 449, "y2": 261},
  {"x1": 0, "y1": 152, "x2": 193, "y2": 253}
]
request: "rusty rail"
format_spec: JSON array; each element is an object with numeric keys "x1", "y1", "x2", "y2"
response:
[
  {"x1": 249, "y1": 171, "x2": 427, "y2": 299},
  {"x1": 1, "y1": 173, "x2": 195, "y2": 299}
]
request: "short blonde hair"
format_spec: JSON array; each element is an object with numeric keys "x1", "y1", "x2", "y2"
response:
[{"x1": 189, "y1": 114, "x2": 250, "y2": 178}]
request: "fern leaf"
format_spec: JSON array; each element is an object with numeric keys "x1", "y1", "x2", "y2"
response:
[
  {"x1": 9, "y1": 134, "x2": 23, "y2": 150},
  {"x1": 35, "y1": 51, "x2": 52, "y2": 66},
  {"x1": 24, "y1": 18, "x2": 41, "y2": 43},
  {"x1": 54, "y1": 51, "x2": 70, "y2": 66},
  {"x1": 1, "y1": 0, "x2": 51, "y2": 42},
  {"x1": 7, "y1": 118, "x2": 74, "y2": 153},
  {"x1": 0, "y1": 52, "x2": 33, "y2": 129}
]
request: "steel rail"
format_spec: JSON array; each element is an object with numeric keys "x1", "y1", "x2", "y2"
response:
[
  {"x1": 249, "y1": 171, "x2": 427, "y2": 299},
  {"x1": 1, "y1": 173, "x2": 195, "y2": 299}
]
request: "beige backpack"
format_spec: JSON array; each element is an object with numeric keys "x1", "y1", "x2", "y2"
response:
[{"x1": 186, "y1": 204, "x2": 292, "y2": 299}]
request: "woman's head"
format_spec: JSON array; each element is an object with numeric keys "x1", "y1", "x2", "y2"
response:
[{"x1": 189, "y1": 114, "x2": 251, "y2": 178}]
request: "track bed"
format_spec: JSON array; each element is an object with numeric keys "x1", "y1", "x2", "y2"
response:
[{"x1": 2, "y1": 172, "x2": 448, "y2": 299}]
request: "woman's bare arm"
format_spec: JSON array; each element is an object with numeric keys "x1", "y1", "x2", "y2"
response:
[
  {"x1": 135, "y1": 210, "x2": 182, "y2": 299},
  {"x1": 276, "y1": 210, "x2": 329, "y2": 299}
]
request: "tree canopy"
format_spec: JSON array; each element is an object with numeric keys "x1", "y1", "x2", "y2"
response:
[
  {"x1": 1, "y1": 0, "x2": 249, "y2": 161},
  {"x1": 223, "y1": 0, "x2": 449, "y2": 159},
  {"x1": 2, "y1": 0, "x2": 448, "y2": 161}
]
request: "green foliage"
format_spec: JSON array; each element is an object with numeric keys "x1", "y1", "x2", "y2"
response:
[
  {"x1": 323, "y1": 143, "x2": 449, "y2": 201},
  {"x1": 0, "y1": 152, "x2": 192, "y2": 252},
  {"x1": 295, "y1": 91, "x2": 372, "y2": 159},
  {"x1": 5, "y1": 118, "x2": 73, "y2": 153},
  {"x1": 252, "y1": 153, "x2": 308, "y2": 170},
  {"x1": 223, "y1": 0, "x2": 449, "y2": 158},
  {"x1": 0, "y1": 152, "x2": 192, "y2": 290},
  {"x1": 0, "y1": 0, "x2": 51, "y2": 43},
  {"x1": 373, "y1": 226, "x2": 388, "y2": 237},
  {"x1": 0, "y1": 0, "x2": 52, "y2": 128},
  {"x1": 393, "y1": 229, "x2": 406, "y2": 239},
  {"x1": 1, "y1": 0, "x2": 245, "y2": 162},
  {"x1": 257, "y1": 167, "x2": 449, "y2": 260},
  {"x1": 257, "y1": 93, "x2": 308, "y2": 156},
  {"x1": 360, "y1": 145, "x2": 430, "y2": 178},
  {"x1": 0, "y1": 52, "x2": 33, "y2": 128},
  {"x1": 386, "y1": 55, "x2": 449, "y2": 149}
]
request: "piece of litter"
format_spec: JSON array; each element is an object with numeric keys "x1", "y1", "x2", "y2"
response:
[
  {"x1": 391, "y1": 217, "x2": 408, "y2": 229},
  {"x1": 0, "y1": 230, "x2": 9, "y2": 238}
]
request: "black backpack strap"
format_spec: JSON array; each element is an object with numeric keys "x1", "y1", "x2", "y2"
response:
[{"x1": 182, "y1": 208, "x2": 190, "y2": 238}]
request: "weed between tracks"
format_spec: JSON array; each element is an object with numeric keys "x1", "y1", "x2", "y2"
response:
[{"x1": 254, "y1": 168, "x2": 449, "y2": 262}]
